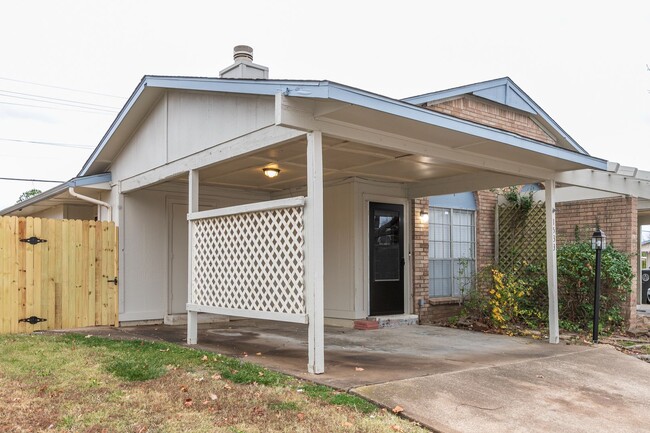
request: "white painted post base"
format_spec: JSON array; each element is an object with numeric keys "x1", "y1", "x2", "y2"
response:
[{"x1": 187, "y1": 311, "x2": 198, "y2": 344}]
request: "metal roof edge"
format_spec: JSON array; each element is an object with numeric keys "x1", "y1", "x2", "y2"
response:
[{"x1": 0, "y1": 173, "x2": 112, "y2": 215}]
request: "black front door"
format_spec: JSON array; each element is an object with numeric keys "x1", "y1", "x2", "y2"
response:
[{"x1": 369, "y1": 202, "x2": 404, "y2": 315}]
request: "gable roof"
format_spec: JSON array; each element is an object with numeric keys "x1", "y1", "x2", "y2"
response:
[
  {"x1": 402, "y1": 77, "x2": 587, "y2": 155},
  {"x1": 78, "y1": 75, "x2": 604, "y2": 177}
]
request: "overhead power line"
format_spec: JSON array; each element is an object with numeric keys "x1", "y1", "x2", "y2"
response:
[
  {"x1": 0, "y1": 100, "x2": 116, "y2": 115},
  {"x1": 0, "y1": 89, "x2": 121, "y2": 110},
  {"x1": 0, "y1": 137, "x2": 94, "y2": 149},
  {"x1": 0, "y1": 76, "x2": 127, "y2": 99},
  {"x1": 0, "y1": 176, "x2": 64, "y2": 183}
]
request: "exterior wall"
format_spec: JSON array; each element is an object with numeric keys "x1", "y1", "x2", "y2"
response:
[
  {"x1": 118, "y1": 183, "x2": 271, "y2": 322},
  {"x1": 555, "y1": 196, "x2": 638, "y2": 325},
  {"x1": 413, "y1": 191, "x2": 496, "y2": 324},
  {"x1": 277, "y1": 177, "x2": 409, "y2": 322},
  {"x1": 476, "y1": 190, "x2": 498, "y2": 272},
  {"x1": 110, "y1": 91, "x2": 275, "y2": 182},
  {"x1": 32, "y1": 205, "x2": 64, "y2": 219},
  {"x1": 425, "y1": 96, "x2": 556, "y2": 145},
  {"x1": 31, "y1": 204, "x2": 96, "y2": 220},
  {"x1": 323, "y1": 181, "x2": 356, "y2": 318},
  {"x1": 412, "y1": 198, "x2": 431, "y2": 322},
  {"x1": 65, "y1": 204, "x2": 96, "y2": 220}
]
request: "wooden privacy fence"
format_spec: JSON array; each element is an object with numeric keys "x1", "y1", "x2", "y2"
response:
[{"x1": 0, "y1": 216, "x2": 118, "y2": 334}]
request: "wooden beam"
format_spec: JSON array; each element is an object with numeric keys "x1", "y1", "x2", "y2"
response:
[
  {"x1": 554, "y1": 169, "x2": 650, "y2": 200},
  {"x1": 304, "y1": 131, "x2": 325, "y2": 374},
  {"x1": 120, "y1": 126, "x2": 305, "y2": 193},
  {"x1": 188, "y1": 197, "x2": 305, "y2": 221},
  {"x1": 276, "y1": 94, "x2": 558, "y2": 180},
  {"x1": 407, "y1": 171, "x2": 538, "y2": 199},
  {"x1": 187, "y1": 169, "x2": 199, "y2": 345},
  {"x1": 545, "y1": 179, "x2": 559, "y2": 344}
]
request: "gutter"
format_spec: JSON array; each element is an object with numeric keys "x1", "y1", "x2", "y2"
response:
[{"x1": 68, "y1": 188, "x2": 112, "y2": 221}]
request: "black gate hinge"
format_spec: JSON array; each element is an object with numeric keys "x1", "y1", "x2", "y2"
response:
[
  {"x1": 18, "y1": 316, "x2": 47, "y2": 325},
  {"x1": 20, "y1": 236, "x2": 47, "y2": 245}
]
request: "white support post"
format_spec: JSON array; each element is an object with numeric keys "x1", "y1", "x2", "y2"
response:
[
  {"x1": 187, "y1": 169, "x2": 199, "y2": 344},
  {"x1": 305, "y1": 131, "x2": 325, "y2": 374},
  {"x1": 545, "y1": 179, "x2": 559, "y2": 344}
]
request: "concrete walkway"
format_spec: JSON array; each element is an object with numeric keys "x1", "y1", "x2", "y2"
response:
[{"x1": 74, "y1": 321, "x2": 650, "y2": 432}]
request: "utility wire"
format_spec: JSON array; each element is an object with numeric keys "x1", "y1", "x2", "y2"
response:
[
  {"x1": 0, "y1": 76, "x2": 126, "y2": 99},
  {"x1": 0, "y1": 137, "x2": 94, "y2": 149},
  {"x1": 0, "y1": 176, "x2": 64, "y2": 183},
  {"x1": 0, "y1": 89, "x2": 121, "y2": 110},
  {"x1": 0, "y1": 100, "x2": 116, "y2": 115},
  {"x1": 0, "y1": 91, "x2": 119, "y2": 113}
]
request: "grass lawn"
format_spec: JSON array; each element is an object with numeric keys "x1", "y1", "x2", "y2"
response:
[{"x1": 0, "y1": 333, "x2": 427, "y2": 433}]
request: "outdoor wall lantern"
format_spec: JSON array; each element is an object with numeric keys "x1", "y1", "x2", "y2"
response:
[
  {"x1": 420, "y1": 210, "x2": 429, "y2": 223},
  {"x1": 591, "y1": 229, "x2": 606, "y2": 343},
  {"x1": 262, "y1": 167, "x2": 281, "y2": 178}
]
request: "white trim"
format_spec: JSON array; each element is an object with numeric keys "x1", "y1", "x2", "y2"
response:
[
  {"x1": 187, "y1": 170, "x2": 199, "y2": 345},
  {"x1": 186, "y1": 303, "x2": 308, "y2": 324},
  {"x1": 545, "y1": 180, "x2": 559, "y2": 344},
  {"x1": 305, "y1": 131, "x2": 325, "y2": 374},
  {"x1": 188, "y1": 196, "x2": 305, "y2": 221}
]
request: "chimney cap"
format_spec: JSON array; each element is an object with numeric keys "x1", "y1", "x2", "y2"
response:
[{"x1": 233, "y1": 45, "x2": 253, "y2": 62}]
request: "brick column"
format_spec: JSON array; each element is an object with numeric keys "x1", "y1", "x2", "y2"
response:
[
  {"x1": 475, "y1": 190, "x2": 497, "y2": 273},
  {"x1": 412, "y1": 198, "x2": 430, "y2": 322}
]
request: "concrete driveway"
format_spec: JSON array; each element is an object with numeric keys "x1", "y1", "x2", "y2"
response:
[{"x1": 79, "y1": 321, "x2": 650, "y2": 433}]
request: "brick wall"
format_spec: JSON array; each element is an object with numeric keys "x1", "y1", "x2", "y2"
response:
[
  {"x1": 476, "y1": 190, "x2": 498, "y2": 273},
  {"x1": 556, "y1": 196, "x2": 638, "y2": 325},
  {"x1": 412, "y1": 198, "x2": 431, "y2": 322},
  {"x1": 425, "y1": 96, "x2": 556, "y2": 145}
]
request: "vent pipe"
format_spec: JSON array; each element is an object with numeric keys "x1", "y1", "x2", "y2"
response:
[{"x1": 219, "y1": 45, "x2": 269, "y2": 79}]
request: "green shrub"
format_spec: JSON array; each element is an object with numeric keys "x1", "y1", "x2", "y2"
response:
[
  {"x1": 557, "y1": 242, "x2": 632, "y2": 331},
  {"x1": 456, "y1": 241, "x2": 632, "y2": 333}
]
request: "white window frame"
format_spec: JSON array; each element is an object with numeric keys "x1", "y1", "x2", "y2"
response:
[{"x1": 428, "y1": 206, "x2": 476, "y2": 299}]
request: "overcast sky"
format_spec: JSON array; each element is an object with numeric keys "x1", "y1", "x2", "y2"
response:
[{"x1": 1, "y1": 0, "x2": 648, "y2": 209}]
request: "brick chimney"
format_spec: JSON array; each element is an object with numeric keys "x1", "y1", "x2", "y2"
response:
[{"x1": 219, "y1": 45, "x2": 269, "y2": 79}]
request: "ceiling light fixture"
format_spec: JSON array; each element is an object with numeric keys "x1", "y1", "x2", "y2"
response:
[{"x1": 262, "y1": 167, "x2": 281, "y2": 178}]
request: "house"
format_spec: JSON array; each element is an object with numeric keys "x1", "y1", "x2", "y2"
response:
[{"x1": 3, "y1": 46, "x2": 626, "y2": 373}]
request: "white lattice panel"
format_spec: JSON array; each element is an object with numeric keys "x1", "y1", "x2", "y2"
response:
[{"x1": 191, "y1": 205, "x2": 305, "y2": 319}]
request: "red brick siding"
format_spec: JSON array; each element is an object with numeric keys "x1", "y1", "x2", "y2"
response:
[
  {"x1": 412, "y1": 198, "x2": 431, "y2": 322},
  {"x1": 425, "y1": 96, "x2": 556, "y2": 145},
  {"x1": 556, "y1": 196, "x2": 638, "y2": 324},
  {"x1": 476, "y1": 191, "x2": 497, "y2": 273}
]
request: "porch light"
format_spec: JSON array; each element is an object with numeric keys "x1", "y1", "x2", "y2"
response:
[
  {"x1": 591, "y1": 229, "x2": 606, "y2": 250},
  {"x1": 591, "y1": 229, "x2": 606, "y2": 343},
  {"x1": 262, "y1": 167, "x2": 280, "y2": 178},
  {"x1": 420, "y1": 210, "x2": 429, "y2": 223}
]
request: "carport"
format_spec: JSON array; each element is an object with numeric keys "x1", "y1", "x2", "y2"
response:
[{"x1": 2, "y1": 50, "x2": 609, "y2": 374}]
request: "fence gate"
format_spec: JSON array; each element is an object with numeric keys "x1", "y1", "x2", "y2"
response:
[{"x1": 0, "y1": 216, "x2": 118, "y2": 334}]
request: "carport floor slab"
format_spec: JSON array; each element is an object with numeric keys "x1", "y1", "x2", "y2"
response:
[
  {"x1": 353, "y1": 345, "x2": 650, "y2": 433},
  {"x1": 72, "y1": 321, "x2": 590, "y2": 389}
]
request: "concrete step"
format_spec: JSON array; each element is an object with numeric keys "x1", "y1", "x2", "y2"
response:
[{"x1": 364, "y1": 314, "x2": 419, "y2": 329}]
